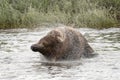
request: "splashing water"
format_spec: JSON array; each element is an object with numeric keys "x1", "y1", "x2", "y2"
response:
[{"x1": 0, "y1": 27, "x2": 120, "y2": 80}]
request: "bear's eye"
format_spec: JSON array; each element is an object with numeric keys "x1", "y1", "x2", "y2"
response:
[
  {"x1": 42, "y1": 42, "x2": 46, "y2": 45},
  {"x1": 42, "y1": 41, "x2": 49, "y2": 47},
  {"x1": 44, "y1": 40, "x2": 55, "y2": 47}
]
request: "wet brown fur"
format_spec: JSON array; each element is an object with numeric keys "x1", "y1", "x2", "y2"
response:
[{"x1": 31, "y1": 27, "x2": 95, "y2": 61}]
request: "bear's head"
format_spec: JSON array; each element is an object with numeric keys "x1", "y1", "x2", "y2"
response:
[{"x1": 31, "y1": 30, "x2": 65, "y2": 58}]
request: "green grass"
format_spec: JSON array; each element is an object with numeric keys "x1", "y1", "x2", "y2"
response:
[{"x1": 0, "y1": 0, "x2": 119, "y2": 29}]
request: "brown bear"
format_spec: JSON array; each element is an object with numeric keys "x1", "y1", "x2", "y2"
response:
[{"x1": 31, "y1": 27, "x2": 96, "y2": 61}]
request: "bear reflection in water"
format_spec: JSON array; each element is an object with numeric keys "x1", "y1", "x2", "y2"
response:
[{"x1": 31, "y1": 27, "x2": 97, "y2": 62}]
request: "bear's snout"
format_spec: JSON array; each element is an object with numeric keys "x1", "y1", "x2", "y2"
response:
[{"x1": 31, "y1": 44, "x2": 40, "y2": 52}]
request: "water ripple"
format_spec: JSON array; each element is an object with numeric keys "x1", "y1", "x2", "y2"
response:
[{"x1": 0, "y1": 28, "x2": 120, "y2": 80}]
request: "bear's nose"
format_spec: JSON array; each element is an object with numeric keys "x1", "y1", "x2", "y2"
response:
[{"x1": 31, "y1": 44, "x2": 39, "y2": 52}]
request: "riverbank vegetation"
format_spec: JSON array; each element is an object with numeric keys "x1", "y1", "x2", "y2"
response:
[{"x1": 0, "y1": 0, "x2": 120, "y2": 29}]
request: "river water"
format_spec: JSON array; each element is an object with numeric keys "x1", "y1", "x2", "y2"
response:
[{"x1": 0, "y1": 27, "x2": 120, "y2": 80}]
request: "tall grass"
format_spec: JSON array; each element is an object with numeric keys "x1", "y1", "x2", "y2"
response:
[{"x1": 0, "y1": 0, "x2": 119, "y2": 29}]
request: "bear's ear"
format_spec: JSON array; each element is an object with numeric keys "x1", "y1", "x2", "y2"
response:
[
  {"x1": 49, "y1": 30, "x2": 65, "y2": 42},
  {"x1": 48, "y1": 30, "x2": 56, "y2": 38},
  {"x1": 57, "y1": 36, "x2": 64, "y2": 42},
  {"x1": 56, "y1": 31, "x2": 65, "y2": 42}
]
